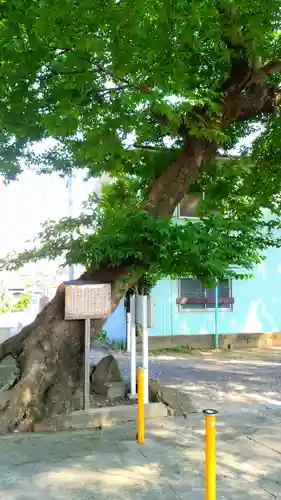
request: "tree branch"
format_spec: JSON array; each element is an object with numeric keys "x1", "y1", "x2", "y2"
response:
[
  {"x1": 222, "y1": 83, "x2": 281, "y2": 126},
  {"x1": 48, "y1": 63, "x2": 152, "y2": 95},
  {"x1": 250, "y1": 60, "x2": 281, "y2": 84},
  {"x1": 147, "y1": 137, "x2": 217, "y2": 217},
  {"x1": 71, "y1": 54, "x2": 152, "y2": 94},
  {"x1": 133, "y1": 144, "x2": 162, "y2": 151}
]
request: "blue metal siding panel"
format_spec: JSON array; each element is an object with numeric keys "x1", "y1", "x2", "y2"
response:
[
  {"x1": 104, "y1": 299, "x2": 126, "y2": 342},
  {"x1": 148, "y1": 279, "x2": 173, "y2": 337},
  {"x1": 150, "y1": 247, "x2": 281, "y2": 336}
]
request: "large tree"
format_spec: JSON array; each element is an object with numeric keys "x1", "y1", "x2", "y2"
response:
[{"x1": 0, "y1": 0, "x2": 281, "y2": 431}]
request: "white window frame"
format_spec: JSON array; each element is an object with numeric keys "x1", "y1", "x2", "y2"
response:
[
  {"x1": 177, "y1": 192, "x2": 234, "y2": 220},
  {"x1": 177, "y1": 192, "x2": 205, "y2": 220},
  {"x1": 178, "y1": 278, "x2": 233, "y2": 313}
]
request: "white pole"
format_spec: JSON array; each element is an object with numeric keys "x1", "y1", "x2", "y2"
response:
[
  {"x1": 142, "y1": 295, "x2": 149, "y2": 404},
  {"x1": 126, "y1": 311, "x2": 131, "y2": 353},
  {"x1": 129, "y1": 295, "x2": 137, "y2": 399},
  {"x1": 84, "y1": 318, "x2": 91, "y2": 410},
  {"x1": 67, "y1": 174, "x2": 75, "y2": 281}
]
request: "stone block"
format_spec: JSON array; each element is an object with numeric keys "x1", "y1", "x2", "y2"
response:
[
  {"x1": 149, "y1": 379, "x2": 197, "y2": 416},
  {"x1": 144, "y1": 332, "x2": 281, "y2": 351},
  {"x1": 70, "y1": 403, "x2": 167, "y2": 430},
  {"x1": 33, "y1": 403, "x2": 168, "y2": 432},
  {"x1": 101, "y1": 381, "x2": 126, "y2": 399},
  {"x1": 90, "y1": 355, "x2": 122, "y2": 395}
]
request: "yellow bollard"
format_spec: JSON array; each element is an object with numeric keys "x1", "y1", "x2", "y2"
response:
[
  {"x1": 137, "y1": 367, "x2": 145, "y2": 444},
  {"x1": 203, "y1": 409, "x2": 218, "y2": 500}
]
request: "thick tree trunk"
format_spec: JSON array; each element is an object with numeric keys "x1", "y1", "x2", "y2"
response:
[
  {"x1": 0, "y1": 72, "x2": 278, "y2": 432},
  {"x1": 148, "y1": 137, "x2": 216, "y2": 217},
  {"x1": 0, "y1": 267, "x2": 130, "y2": 432}
]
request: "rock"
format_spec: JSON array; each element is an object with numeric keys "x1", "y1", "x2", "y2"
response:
[
  {"x1": 149, "y1": 379, "x2": 196, "y2": 416},
  {"x1": 100, "y1": 381, "x2": 127, "y2": 399},
  {"x1": 90, "y1": 355, "x2": 122, "y2": 395}
]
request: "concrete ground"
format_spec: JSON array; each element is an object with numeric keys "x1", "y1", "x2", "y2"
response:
[
  {"x1": 1, "y1": 410, "x2": 281, "y2": 499},
  {"x1": 112, "y1": 347, "x2": 281, "y2": 412},
  {"x1": 2, "y1": 347, "x2": 281, "y2": 499}
]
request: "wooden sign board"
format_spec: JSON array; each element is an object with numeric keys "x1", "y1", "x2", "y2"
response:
[{"x1": 65, "y1": 283, "x2": 111, "y2": 320}]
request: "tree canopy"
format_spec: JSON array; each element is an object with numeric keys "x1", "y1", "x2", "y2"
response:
[{"x1": 1, "y1": 0, "x2": 281, "y2": 286}]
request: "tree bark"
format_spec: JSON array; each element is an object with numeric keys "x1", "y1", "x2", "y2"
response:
[
  {"x1": 147, "y1": 137, "x2": 216, "y2": 217},
  {"x1": 0, "y1": 267, "x2": 130, "y2": 432},
  {"x1": 0, "y1": 65, "x2": 279, "y2": 432}
]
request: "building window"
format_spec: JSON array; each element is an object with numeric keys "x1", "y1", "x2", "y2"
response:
[
  {"x1": 178, "y1": 194, "x2": 202, "y2": 218},
  {"x1": 177, "y1": 278, "x2": 234, "y2": 311}
]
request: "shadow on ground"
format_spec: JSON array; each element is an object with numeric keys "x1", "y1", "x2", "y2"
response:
[
  {"x1": 118, "y1": 348, "x2": 281, "y2": 411},
  {"x1": 1, "y1": 410, "x2": 281, "y2": 499}
]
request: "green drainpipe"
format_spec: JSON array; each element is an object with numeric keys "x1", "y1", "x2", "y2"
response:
[{"x1": 214, "y1": 283, "x2": 219, "y2": 349}]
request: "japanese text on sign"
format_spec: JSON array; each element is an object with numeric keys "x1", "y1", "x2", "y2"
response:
[{"x1": 65, "y1": 284, "x2": 111, "y2": 320}]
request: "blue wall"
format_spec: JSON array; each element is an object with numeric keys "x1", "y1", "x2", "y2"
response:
[
  {"x1": 104, "y1": 299, "x2": 126, "y2": 342},
  {"x1": 101, "y1": 245, "x2": 281, "y2": 341},
  {"x1": 149, "y1": 247, "x2": 281, "y2": 336}
]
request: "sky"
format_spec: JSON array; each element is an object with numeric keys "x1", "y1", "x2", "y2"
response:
[{"x1": 0, "y1": 169, "x2": 98, "y2": 260}]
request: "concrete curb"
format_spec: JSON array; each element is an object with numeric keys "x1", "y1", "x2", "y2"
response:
[{"x1": 33, "y1": 402, "x2": 168, "y2": 433}]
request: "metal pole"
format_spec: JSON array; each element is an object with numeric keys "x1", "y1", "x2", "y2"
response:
[
  {"x1": 67, "y1": 174, "x2": 74, "y2": 281},
  {"x1": 129, "y1": 295, "x2": 137, "y2": 399},
  {"x1": 203, "y1": 409, "x2": 218, "y2": 500},
  {"x1": 126, "y1": 311, "x2": 131, "y2": 353},
  {"x1": 84, "y1": 318, "x2": 91, "y2": 410},
  {"x1": 142, "y1": 295, "x2": 149, "y2": 404},
  {"x1": 214, "y1": 283, "x2": 219, "y2": 349},
  {"x1": 137, "y1": 367, "x2": 145, "y2": 444}
]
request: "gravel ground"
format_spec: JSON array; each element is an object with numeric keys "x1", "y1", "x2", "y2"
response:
[
  {"x1": 109, "y1": 347, "x2": 281, "y2": 411},
  {"x1": 86, "y1": 345, "x2": 281, "y2": 411},
  {"x1": 75, "y1": 391, "x2": 134, "y2": 410}
]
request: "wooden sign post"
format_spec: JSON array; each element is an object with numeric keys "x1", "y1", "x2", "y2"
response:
[{"x1": 65, "y1": 282, "x2": 111, "y2": 410}]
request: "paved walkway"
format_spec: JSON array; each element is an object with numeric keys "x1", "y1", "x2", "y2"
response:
[
  {"x1": 1, "y1": 347, "x2": 278, "y2": 499},
  {"x1": 1, "y1": 410, "x2": 281, "y2": 499}
]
